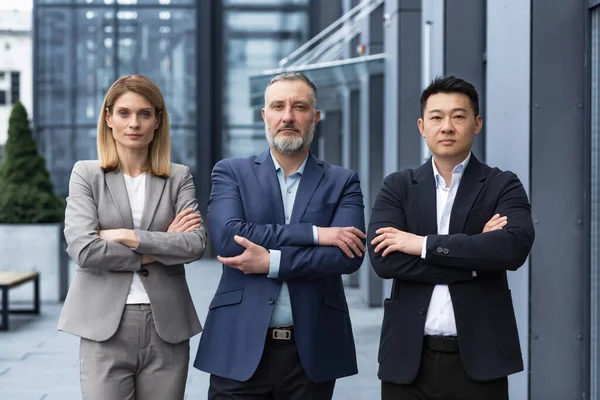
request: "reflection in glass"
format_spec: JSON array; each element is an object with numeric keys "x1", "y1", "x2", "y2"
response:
[
  {"x1": 223, "y1": 7, "x2": 309, "y2": 157},
  {"x1": 35, "y1": 1, "x2": 197, "y2": 195}
]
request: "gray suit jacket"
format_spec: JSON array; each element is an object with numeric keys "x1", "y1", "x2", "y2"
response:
[{"x1": 58, "y1": 160, "x2": 206, "y2": 343}]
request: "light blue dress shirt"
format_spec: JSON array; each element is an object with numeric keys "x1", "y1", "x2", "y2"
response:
[{"x1": 267, "y1": 152, "x2": 319, "y2": 328}]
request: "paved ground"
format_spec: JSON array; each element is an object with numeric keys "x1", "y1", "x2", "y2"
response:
[{"x1": 0, "y1": 259, "x2": 383, "y2": 399}]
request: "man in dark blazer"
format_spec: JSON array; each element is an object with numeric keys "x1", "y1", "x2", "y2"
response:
[
  {"x1": 194, "y1": 72, "x2": 366, "y2": 399},
  {"x1": 368, "y1": 76, "x2": 535, "y2": 400}
]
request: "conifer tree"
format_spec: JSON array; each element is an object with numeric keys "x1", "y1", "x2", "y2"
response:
[{"x1": 0, "y1": 102, "x2": 64, "y2": 223}]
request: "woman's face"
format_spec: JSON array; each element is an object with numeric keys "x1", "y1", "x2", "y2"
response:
[{"x1": 105, "y1": 91, "x2": 159, "y2": 152}]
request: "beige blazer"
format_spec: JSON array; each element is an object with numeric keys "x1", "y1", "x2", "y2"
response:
[{"x1": 58, "y1": 160, "x2": 206, "y2": 343}]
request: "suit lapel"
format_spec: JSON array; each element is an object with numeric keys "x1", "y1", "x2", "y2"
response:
[
  {"x1": 449, "y1": 155, "x2": 486, "y2": 234},
  {"x1": 291, "y1": 154, "x2": 324, "y2": 223},
  {"x1": 105, "y1": 170, "x2": 134, "y2": 229},
  {"x1": 140, "y1": 173, "x2": 166, "y2": 231},
  {"x1": 254, "y1": 150, "x2": 285, "y2": 224},
  {"x1": 409, "y1": 159, "x2": 438, "y2": 235}
]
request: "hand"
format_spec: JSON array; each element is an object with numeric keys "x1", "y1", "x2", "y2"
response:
[
  {"x1": 316, "y1": 227, "x2": 366, "y2": 258},
  {"x1": 483, "y1": 214, "x2": 507, "y2": 233},
  {"x1": 142, "y1": 255, "x2": 154, "y2": 265},
  {"x1": 371, "y1": 227, "x2": 424, "y2": 257},
  {"x1": 99, "y1": 229, "x2": 139, "y2": 248},
  {"x1": 216, "y1": 235, "x2": 270, "y2": 274},
  {"x1": 168, "y1": 208, "x2": 202, "y2": 233},
  {"x1": 99, "y1": 229, "x2": 125, "y2": 243}
]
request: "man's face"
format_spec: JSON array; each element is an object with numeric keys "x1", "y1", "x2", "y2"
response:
[
  {"x1": 417, "y1": 92, "x2": 482, "y2": 162},
  {"x1": 262, "y1": 80, "x2": 320, "y2": 155}
]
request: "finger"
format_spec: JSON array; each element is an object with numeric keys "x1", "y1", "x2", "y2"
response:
[
  {"x1": 490, "y1": 220, "x2": 508, "y2": 231},
  {"x1": 345, "y1": 227, "x2": 367, "y2": 239},
  {"x1": 376, "y1": 227, "x2": 398, "y2": 235},
  {"x1": 344, "y1": 235, "x2": 363, "y2": 257},
  {"x1": 371, "y1": 234, "x2": 384, "y2": 246},
  {"x1": 179, "y1": 213, "x2": 200, "y2": 225},
  {"x1": 381, "y1": 245, "x2": 400, "y2": 257},
  {"x1": 337, "y1": 239, "x2": 354, "y2": 258},
  {"x1": 174, "y1": 208, "x2": 193, "y2": 224},
  {"x1": 185, "y1": 224, "x2": 201, "y2": 233},
  {"x1": 348, "y1": 233, "x2": 366, "y2": 252},
  {"x1": 216, "y1": 255, "x2": 229, "y2": 265},
  {"x1": 217, "y1": 255, "x2": 243, "y2": 268},
  {"x1": 488, "y1": 218, "x2": 508, "y2": 230},
  {"x1": 374, "y1": 238, "x2": 395, "y2": 253},
  {"x1": 233, "y1": 235, "x2": 253, "y2": 248},
  {"x1": 180, "y1": 218, "x2": 201, "y2": 232}
]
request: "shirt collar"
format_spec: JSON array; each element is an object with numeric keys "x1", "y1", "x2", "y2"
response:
[
  {"x1": 270, "y1": 151, "x2": 309, "y2": 176},
  {"x1": 432, "y1": 152, "x2": 471, "y2": 188}
]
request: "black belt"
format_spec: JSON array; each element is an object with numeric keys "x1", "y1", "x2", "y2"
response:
[
  {"x1": 266, "y1": 327, "x2": 294, "y2": 342},
  {"x1": 424, "y1": 335, "x2": 459, "y2": 353}
]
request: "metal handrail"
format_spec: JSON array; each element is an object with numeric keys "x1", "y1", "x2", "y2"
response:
[{"x1": 279, "y1": 0, "x2": 384, "y2": 68}]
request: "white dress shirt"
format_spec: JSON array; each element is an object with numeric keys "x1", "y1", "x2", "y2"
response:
[
  {"x1": 267, "y1": 153, "x2": 319, "y2": 327},
  {"x1": 123, "y1": 173, "x2": 151, "y2": 304},
  {"x1": 421, "y1": 154, "x2": 471, "y2": 336}
]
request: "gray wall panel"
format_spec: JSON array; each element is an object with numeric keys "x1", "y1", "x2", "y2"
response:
[
  {"x1": 530, "y1": 0, "x2": 588, "y2": 398},
  {"x1": 398, "y1": 0, "x2": 423, "y2": 172},
  {"x1": 444, "y1": 0, "x2": 486, "y2": 160},
  {"x1": 485, "y1": 1, "x2": 531, "y2": 398}
]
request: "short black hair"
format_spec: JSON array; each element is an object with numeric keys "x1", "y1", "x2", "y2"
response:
[{"x1": 420, "y1": 76, "x2": 480, "y2": 117}]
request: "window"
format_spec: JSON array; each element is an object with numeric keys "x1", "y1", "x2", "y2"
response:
[
  {"x1": 0, "y1": 91, "x2": 6, "y2": 105},
  {"x1": 10, "y1": 72, "x2": 20, "y2": 104}
]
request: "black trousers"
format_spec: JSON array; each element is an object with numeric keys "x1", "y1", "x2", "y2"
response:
[
  {"x1": 382, "y1": 337, "x2": 508, "y2": 400},
  {"x1": 208, "y1": 330, "x2": 335, "y2": 400}
]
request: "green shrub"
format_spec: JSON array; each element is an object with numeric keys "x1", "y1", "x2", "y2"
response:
[{"x1": 0, "y1": 102, "x2": 64, "y2": 223}]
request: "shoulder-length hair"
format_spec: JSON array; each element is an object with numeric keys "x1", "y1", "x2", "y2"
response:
[{"x1": 97, "y1": 74, "x2": 171, "y2": 177}]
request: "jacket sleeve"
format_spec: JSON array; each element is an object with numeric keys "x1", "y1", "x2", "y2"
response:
[
  {"x1": 64, "y1": 161, "x2": 142, "y2": 272},
  {"x1": 425, "y1": 172, "x2": 535, "y2": 272},
  {"x1": 134, "y1": 166, "x2": 207, "y2": 265},
  {"x1": 367, "y1": 173, "x2": 474, "y2": 284},
  {"x1": 208, "y1": 159, "x2": 316, "y2": 257},
  {"x1": 276, "y1": 172, "x2": 366, "y2": 281}
]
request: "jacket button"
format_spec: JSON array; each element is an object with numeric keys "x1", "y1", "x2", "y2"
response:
[
  {"x1": 139, "y1": 269, "x2": 149, "y2": 277},
  {"x1": 419, "y1": 308, "x2": 426, "y2": 316},
  {"x1": 443, "y1": 248, "x2": 449, "y2": 254},
  {"x1": 268, "y1": 298, "x2": 274, "y2": 305},
  {"x1": 436, "y1": 247, "x2": 443, "y2": 253}
]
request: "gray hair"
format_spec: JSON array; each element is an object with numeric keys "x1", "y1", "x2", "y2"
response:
[{"x1": 265, "y1": 72, "x2": 318, "y2": 108}]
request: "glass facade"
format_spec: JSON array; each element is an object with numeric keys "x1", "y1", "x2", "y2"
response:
[
  {"x1": 34, "y1": 0, "x2": 197, "y2": 196},
  {"x1": 222, "y1": 0, "x2": 310, "y2": 157}
]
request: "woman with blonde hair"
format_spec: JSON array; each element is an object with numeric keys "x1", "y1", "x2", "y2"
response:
[{"x1": 58, "y1": 74, "x2": 206, "y2": 400}]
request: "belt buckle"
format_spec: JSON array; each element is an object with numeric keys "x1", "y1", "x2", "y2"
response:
[{"x1": 272, "y1": 328, "x2": 291, "y2": 340}]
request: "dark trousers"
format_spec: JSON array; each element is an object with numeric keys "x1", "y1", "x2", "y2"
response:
[
  {"x1": 382, "y1": 337, "x2": 508, "y2": 400},
  {"x1": 208, "y1": 329, "x2": 335, "y2": 400}
]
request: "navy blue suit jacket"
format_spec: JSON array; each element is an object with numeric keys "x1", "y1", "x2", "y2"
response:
[{"x1": 194, "y1": 150, "x2": 366, "y2": 383}]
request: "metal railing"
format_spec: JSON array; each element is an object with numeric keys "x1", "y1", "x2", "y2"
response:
[{"x1": 278, "y1": 0, "x2": 384, "y2": 69}]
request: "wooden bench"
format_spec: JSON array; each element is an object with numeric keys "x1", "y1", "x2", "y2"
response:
[{"x1": 0, "y1": 272, "x2": 40, "y2": 331}]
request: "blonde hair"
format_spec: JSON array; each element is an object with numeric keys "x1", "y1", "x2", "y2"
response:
[{"x1": 97, "y1": 74, "x2": 171, "y2": 177}]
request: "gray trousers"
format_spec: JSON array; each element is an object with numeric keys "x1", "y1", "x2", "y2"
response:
[{"x1": 79, "y1": 304, "x2": 190, "y2": 400}]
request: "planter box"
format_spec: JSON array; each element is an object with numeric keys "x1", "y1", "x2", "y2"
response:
[{"x1": 0, "y1": 223, "x2": 64, "y2": 303}]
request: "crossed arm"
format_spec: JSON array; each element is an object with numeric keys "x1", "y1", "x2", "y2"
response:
[
  {"x1": 368, "y1": 173, "x2": 534, "y2": 284},
  {"x1": 208, "y1": 160, "x2": 367, "y2": 280},
  {"x1": 64, "y1": 162, "x2": 206, "y2": 271}
]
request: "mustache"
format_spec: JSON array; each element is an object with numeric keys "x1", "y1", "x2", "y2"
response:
[{"x1": 276, "y1": 123, "x2": 300, "y2": 133}]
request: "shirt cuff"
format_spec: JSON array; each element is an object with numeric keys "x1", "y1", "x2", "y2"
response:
[
  {"x1": 268, "y1": 250, "x2": 281, "y2": 279},
  {"x1": 312, "y1": 226, "x2": 319, "y2": 245},
  {"x1": 421, "y1": 236, "x2": 428, "y2": 259}
]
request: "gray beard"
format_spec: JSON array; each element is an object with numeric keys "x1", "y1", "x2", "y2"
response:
[{"x1": 265, "y1": 122, "x2": 315, "y2": 155}]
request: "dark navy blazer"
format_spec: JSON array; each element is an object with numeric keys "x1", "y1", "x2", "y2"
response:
[{"x1": 194, "y1": 149, "x2": 365, "y2": 383}]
